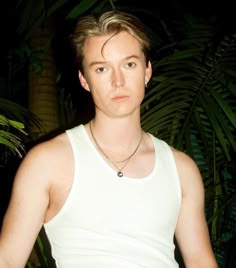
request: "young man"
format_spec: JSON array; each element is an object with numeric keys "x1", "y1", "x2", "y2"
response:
[{"x1": 0, "y1": 10, "x2": 218, "y2": 268}]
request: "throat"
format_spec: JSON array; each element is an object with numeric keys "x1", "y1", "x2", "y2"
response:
[{"x1": 89, "y1": 121, "x2": 143, "y2": 177}]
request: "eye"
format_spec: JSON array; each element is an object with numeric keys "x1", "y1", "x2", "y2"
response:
[
  {"x1": 95, "y1": 66, "x2": 107, "y2": 73},
  {"x1": 125, "y1": 62, "x2": 136, "y2": 68}
]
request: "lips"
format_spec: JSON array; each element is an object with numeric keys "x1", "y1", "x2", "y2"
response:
[{"x1": 112, "y1": 95, "x2": 129, "y2": 102}]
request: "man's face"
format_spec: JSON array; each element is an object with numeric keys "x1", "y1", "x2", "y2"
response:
[{"x1": 79, "y1": 31, "x2": 152, "y2": 119}]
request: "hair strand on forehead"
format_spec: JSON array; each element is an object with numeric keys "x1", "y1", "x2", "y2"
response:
[{"x1": 70, "y1": 10, "x2": 151, "y2": 73}]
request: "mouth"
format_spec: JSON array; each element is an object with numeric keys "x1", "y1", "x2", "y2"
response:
[{"x1": 112, "y1": 95, "x2": 129, "y2": 102}]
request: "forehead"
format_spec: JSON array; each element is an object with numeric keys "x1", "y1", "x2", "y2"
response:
[{"x1": 83, "y1": 31, "x2": 144, "y2": 62}]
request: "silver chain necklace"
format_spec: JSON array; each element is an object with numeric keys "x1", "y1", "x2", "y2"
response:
[{"x1": 89, "y1": 121, "x2": 143, "y2": 177}]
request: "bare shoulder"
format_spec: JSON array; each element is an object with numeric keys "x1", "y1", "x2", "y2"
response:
[
  {"x1": 26, "y1": 132, "x2": 69, "y2": 160},
  {"x1": 170, "y1": 147, "x2": 204, "y2": 197},
  {"x1": 170, "y1": 147, "x2": 199, "y2": 170},
  {"x1": 15, "y1": 132, "x2": 72, "y2": 186}
]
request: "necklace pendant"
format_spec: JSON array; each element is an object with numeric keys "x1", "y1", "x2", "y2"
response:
[
  {"x1": 89, "y1": 122, "x2": 143, "y2": 180},
  {"x1": 117, "y1": 171, "x2": 123, "y2": 177}
]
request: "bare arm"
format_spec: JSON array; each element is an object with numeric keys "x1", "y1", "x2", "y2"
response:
[
  {"x1": 0, "y1": 142, "x2": 53, "y2": 268},
  {"x1": 173, "y1": 149, "x2": 218, "y2": 268}
]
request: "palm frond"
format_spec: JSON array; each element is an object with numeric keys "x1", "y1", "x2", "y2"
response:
[{"x1": 141, "y1": 15, "x2": 236, "y2": 264}]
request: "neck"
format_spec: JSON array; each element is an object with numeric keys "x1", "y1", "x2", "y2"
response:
[
  {"x1": 90, "y1": 117, "x2": 142, "y2": 146},
  {"x1": 87, "y1": 117, "x2": 143, "y2": 161},
  {"x1": 88, "y1": 119, "x2": 144, "y2": 177}
]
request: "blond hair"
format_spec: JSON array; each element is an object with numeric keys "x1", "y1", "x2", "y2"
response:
[{"x1": 70, "y1": 10, "x2": 151, "y2": 72}]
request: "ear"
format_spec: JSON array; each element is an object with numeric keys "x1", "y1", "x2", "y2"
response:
[
  {"x1": 78, "y1": 70, "x2": 90, "y2": 91},
  {"x1": 145, "y1": 61, "x2": 152, "y2": 84}
]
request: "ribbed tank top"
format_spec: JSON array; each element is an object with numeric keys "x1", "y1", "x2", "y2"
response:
[{"x1": 44, "y1": 124, "x2": 181, "y2": 268}]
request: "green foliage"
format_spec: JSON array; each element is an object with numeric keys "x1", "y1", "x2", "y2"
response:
[
  {"x1": 0, "y1": 114, "x2": 26, "y2": 157},
  {"x1": 141, "y1": 14, "x2": 236, "y2": 266},
  {"x1": 0, "y1": 98, "x2": 41, "y2": 160}
]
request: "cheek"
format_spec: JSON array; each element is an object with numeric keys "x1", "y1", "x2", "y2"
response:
[
  {"x1": 89, "y1": 86, "x2": 107, "y2": 104},
  {"x1": 139, "y1": 89, "x2": 145, "y2": 102},
  {"x1": 89, "y1": 74, "x2": 109, "y2": 89},
  {"x1": 137, "y1": 80, "x2": 146, "y2": 101}
]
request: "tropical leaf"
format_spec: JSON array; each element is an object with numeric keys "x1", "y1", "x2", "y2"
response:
[
  {"x1": 0, "y1": 114, "x2": 26, "y2": 157},
  {"x1": 141, "y1": 14, "x2": 236, "y2": 265},
  {"x1": 0, "y1": 98, "x2": 42, "y2": 132},
  {"x1": 65, "y1": 0, "x2": 102, "y2": 19}
]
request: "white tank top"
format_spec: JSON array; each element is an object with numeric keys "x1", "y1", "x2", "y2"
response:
[{"x1": 44, "y1": 124, "x2": 181, "y2": 268}]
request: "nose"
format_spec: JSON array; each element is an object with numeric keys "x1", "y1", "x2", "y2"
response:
[{"x1": 111, "y1": 68, "x2": 125, "y2": 88}]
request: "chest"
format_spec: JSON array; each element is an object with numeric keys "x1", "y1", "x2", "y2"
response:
[{"x1": 73, "y1": 164, "x2": 180, "y2": 235}]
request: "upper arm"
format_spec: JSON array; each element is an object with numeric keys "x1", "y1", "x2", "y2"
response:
[
  {"x1": 0, "y1": 142, "x2": 52, "y2": 267},
  {"x1": 173, "y1": 149, "x2": 218, "y2": 268}
]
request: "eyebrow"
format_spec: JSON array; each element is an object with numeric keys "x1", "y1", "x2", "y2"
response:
[{"x1": 88, "y1": 55, "x2": 141, "y2": 68}]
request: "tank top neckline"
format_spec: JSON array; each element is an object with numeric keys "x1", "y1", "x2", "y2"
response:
[{"x1": 80, "y1": 124, "x2": 159, "y2": 181}]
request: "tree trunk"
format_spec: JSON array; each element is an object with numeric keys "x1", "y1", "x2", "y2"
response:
[{"x1": 28, "y1": 18, "x2": 59, "y2": 139}]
